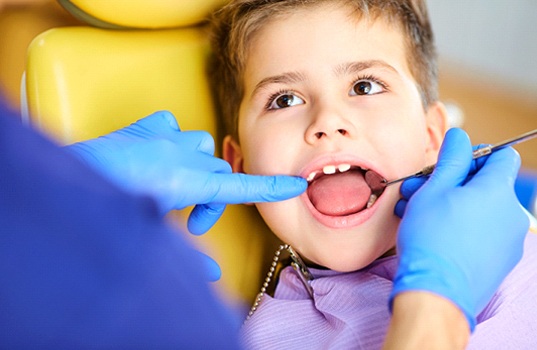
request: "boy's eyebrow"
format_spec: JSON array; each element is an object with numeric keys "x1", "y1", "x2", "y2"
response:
[
  {"x1": 252, "y1": 71, "x2": 307, "y2": 97},
  {"x1": 334, "y1": 60, "x2": 398, "y2": 76},
  {"x1": 251, "y1": 60, "x2": 397, "y2": 97}
]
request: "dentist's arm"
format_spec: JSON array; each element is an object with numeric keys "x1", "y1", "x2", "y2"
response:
[
  {"x1": 67, "y1": 111, "x2": 307, "y2": 234},
  {"x1": 384, "y1": 128, "x2": 529, "y2": 349},
  {"x1": 0, "y1": 104, "x2": 242, "y2": 348},
  {"x1": 384, "y1": 292, "x2": 469, "y2": 350}
]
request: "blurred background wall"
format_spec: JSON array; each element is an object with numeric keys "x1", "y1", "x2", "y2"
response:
[
  {"x1": 0, "y1": 0, "x2": 536, "y2": 168},
  {"x1": 428, "y1": 0, "x2": 537, "y2": 169},
  {"x1": 429, "y1": 0, "x2": 537, "y2": 93}
]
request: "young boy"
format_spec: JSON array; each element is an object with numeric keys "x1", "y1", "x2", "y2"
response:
[{"x1": 209, "y1": 0, "x2": 537, "y2": 348}]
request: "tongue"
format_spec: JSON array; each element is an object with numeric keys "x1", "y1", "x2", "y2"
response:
[{"x1": 307, "y1": 170, "x2": 372, "y2": 216}]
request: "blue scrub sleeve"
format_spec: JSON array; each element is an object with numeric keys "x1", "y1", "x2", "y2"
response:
[{"x1": 0, "y1": 100, "x2": 240, "y2": 349}]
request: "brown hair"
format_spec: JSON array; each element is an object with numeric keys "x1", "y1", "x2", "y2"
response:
[{"x1": 208, "y1": 0, "x2": 437, "y2": 140}]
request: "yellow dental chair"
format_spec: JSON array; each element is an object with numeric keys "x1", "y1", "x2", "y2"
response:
[{"x1": 23, "y1": 0, "x2": 277, "y2": 309}]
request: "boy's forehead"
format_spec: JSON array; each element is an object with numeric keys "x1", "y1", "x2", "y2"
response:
[{"x1": 243, "y1": 6, "x2": 413, "y2": 90}]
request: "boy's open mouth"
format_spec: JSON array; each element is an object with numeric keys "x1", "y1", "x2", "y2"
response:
[{"x1": 306, "y1": 164, "x2": 384, "y2": 216}]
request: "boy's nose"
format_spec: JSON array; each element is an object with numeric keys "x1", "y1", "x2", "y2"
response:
[
  {"x1": 311, "y1": 129, "x2": 348, "y2": 140},
  {"x1": 304, "y1": 106, "x2": 355, "y2": 144}
]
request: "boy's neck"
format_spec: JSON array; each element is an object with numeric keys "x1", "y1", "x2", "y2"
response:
[{"x1": 303, "y1": 246, "x2": 397, "y2": 271}]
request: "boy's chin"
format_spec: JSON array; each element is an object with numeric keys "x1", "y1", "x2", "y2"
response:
[{"x1": 307, "y1": 249, "x2": 395, "y2": 273}]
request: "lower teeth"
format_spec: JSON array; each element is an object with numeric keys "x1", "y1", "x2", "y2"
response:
[{"x1": 366, "y1": 194, "x2": 378, "y2": 209}]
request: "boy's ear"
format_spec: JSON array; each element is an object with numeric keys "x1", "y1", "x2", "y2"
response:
[
  {"x1": 424, "y1": 101, "x2": 449, "y2": 161},
  {"x1": 223, "y1": 135, "x2": 245, "y2": 173}
]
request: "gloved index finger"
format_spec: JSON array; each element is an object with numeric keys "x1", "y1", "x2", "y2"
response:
[
  {"x1": 427, "y1": 128, "x2": 473, "y2": 190},
  {"x1": 400, "y1": 176, "x2": 427, "y2": 199},
  {"x1": 197, "y1": 173, "x2": 307, "y2": 205}
]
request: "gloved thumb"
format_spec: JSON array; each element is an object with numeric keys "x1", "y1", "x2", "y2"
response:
[
  {"x1": 128, "y1": 112, "x2": 217, "y2": 156},
  {"x1": 187, "y1": 203, "x2": 227, "y2": 235},
  {"x1": 427, "y1": 128, "x2": 473, "y2": 190}
]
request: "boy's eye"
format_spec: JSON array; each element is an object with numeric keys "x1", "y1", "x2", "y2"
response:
[
  {"x1": 268, "y1": 93, "x2": 305, "y2": 109},
  {"x1": 350, "y1": 80, "x2": 385, "y2": 96}
]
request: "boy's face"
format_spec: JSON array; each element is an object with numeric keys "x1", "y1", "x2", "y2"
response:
[{"x1": 224, "y1": 4, "x2": 447, "y2": 271}]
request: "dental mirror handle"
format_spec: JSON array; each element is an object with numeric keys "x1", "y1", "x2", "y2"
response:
[{"x1": 384, "y1": 128, "x2": 537, "y2": 187}]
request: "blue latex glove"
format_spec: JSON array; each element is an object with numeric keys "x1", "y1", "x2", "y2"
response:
[
  {"x1": 68, "y1": 111, "x2": 306, "y2": 282},
  {"x1": 68, "y1": 111, "x2": 307, "y2": 235},
  {"x1": 395, "y1": 142, "x2": 489, "y2": 218},
  {"x1": 391, "y1": 128, "x2": 530, "y2": 331}
]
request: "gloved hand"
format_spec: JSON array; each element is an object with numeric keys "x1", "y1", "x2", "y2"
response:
[
  {"x1": 390, "y1": 128, "x2": 530, "y2": 331},
  {"x1": 395, "y1": 143, "x2": 488, "y2": 218},
  {"x1": 67, "y1": 111, "x2": 307, "y2": 234}
]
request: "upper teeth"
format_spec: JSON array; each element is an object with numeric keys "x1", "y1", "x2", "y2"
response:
[
  {"x1": 323, "y1": 165, "x2": 337, "y2": 174},
  {"x1": 307, "y1": 163, "x2": 360, "y2": 182},
  {"x1": 338, "y1": 164, "x2": 351, "y2": 172}
]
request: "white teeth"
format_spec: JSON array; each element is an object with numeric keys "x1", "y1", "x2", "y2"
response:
[
  {"x1": 338, "y1": 164, "x2": 351, "y2": 173},
  {"x1": 366, "y1": 193, "x2": 378, "y2": 209},
  {"x1": 323, "y1": 165, "x2": 336, "y2": 174},
  {"x1": 307, "y1": 164, "x2": 357, "y2": 182}
]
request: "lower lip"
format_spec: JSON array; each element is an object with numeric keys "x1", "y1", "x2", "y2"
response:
[{"x1": 300, "y1": 191, "x2": 381, "y2": 229}]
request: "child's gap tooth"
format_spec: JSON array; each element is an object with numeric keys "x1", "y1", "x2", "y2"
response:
[
  {"x1": 307, "y1": 172, "x2": 316, "y2": 182},
  {"x1": 323, "y1": 165, "x2": 336, "y2": 175},
  {"x1": 338, "y1": 164, "x2": 351, "y2": 173}
]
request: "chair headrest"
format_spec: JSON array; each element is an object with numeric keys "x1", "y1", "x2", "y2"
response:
[{"x1": 58, "y1": 0, "x2": 227, "y2": 29}]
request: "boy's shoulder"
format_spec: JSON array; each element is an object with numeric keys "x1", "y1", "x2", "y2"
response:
[
  {"x1": 478, "y1": 231, "x2": 537, "y2": 317},
  {"x1": 469, "y1": 232, "x2": 537, "y2": 347},
  {"x1": 522, "y1": 229, "x2": 537, "y2": 266},
  {"x1": 501, "y1": 231, "x2": 537, "y2": 288}
]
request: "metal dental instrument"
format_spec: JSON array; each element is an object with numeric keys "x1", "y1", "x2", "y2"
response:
[{"x1": 383, "y1": 128, "x2": 537, "y2": 187}]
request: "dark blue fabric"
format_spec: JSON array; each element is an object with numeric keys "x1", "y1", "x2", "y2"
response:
[{"x1": 0, "y1": 99, "x2": 240, "y2": 349}]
